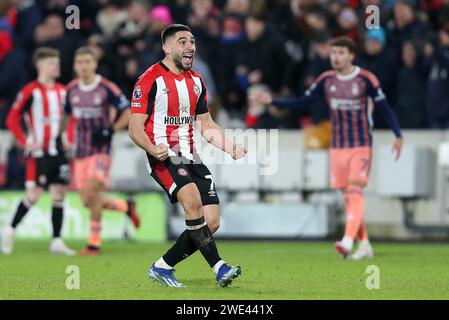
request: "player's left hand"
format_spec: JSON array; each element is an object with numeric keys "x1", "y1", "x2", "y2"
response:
[
  {"x1": 232, "y1": 143, "x2": 247, "y2": 160},
  {"x1": 392, "y1": 137, "x2": 403, "y2": 161}
]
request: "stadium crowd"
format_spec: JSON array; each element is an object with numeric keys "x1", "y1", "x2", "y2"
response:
[{"x1": 1, "y1": 0, "x2": 449, "y2": 188}]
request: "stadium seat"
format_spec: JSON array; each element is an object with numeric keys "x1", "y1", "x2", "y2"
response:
[
  {"x1": 217, "y1": 158, "x2": 260, "y2": 190},
  {"x1": 260, "y1": 149, "x2": 303, "y2": 191},
  {"x1": 109, "y1": 133, "x2": 160, "y2": 192},
  {"x1": 376, "y1": 146, "x2": 436, "y2": 197},
  {"x1": 304, "y1": 150, "x2": 330, "y2": 190}
]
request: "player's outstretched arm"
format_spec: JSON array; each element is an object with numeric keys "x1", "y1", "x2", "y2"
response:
[
  {"x1": 196, "y1": 112, "x2": 247, "y2": 160},
  {"x1": 128, "y1": 113, "x2": 169, "y2": 161},
  {"x1": 253, "y1": 80, "x2": 322, "y2": 111}
]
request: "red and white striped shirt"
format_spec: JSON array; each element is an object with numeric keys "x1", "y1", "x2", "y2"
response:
[
  {"x1": 130, "y1": 62, "x2": 209, "y2": 161},
  {"x1": 6, "y1": 80, "x2": 68, "y2": 157}
]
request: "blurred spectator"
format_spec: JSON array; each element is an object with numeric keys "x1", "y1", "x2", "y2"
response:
[
  {"x1": 388, "y1": 0, "x2": 432, "y2": 52},
  {"x1": 420, "y1": 0, "x2": 446, "y2": 29},
  {"x1": 186, "y1": 0, "x2": 221, "y2": 73},
  {"x1": 359, "y1": 28, "x2": 399, "y2": 128},
  {"x1": 12, "y1": 0, "x2": 43, "y2": 50},
  {"x1": 285, "y1": 1, "x2": 330, "y2": 93},
  {"x1": 167, "y1": 0, "x2": 189, "y2": 25},
  {"x1": 235, "y1": 15, "x2": 289, "y2": 98},
  {"x1": 333, "y1": 6, "x2": 363, "y2": 47},
  {"x1": 96, "y1": 0, "x2": 128, "y2": 40},
  {"x1": 245, "y1": 84, "x2": 290, "y2": 129},
  {"x1": 396, "y1": 41, "x2": 428, "y2": 128},
  {"x1": 225, "y1": 0, "x2": 251, "y2": 16},
  {"x1": 86, "y1": 34, "x2": 118, "y2": 82},
  {"x1": 34, "y1": 14, "x2": 83, "y2": 83},
  {"x1": 302, "y1": 34, "x2": 332, "y2": 125},
  {"x1": 138, "y1": 4, "x2": 173, "y2": 75},
  {"x1": 215, "y1": 13, "x2": 245, "y2": 114},
  {"x1": 188, "y1": 0, "x2": 215, "y2": 30},
  {"x1": 116, "y1": 0, "x2": 150, "y2": 44},
  {"x1": 0, "y1": 31, "x2": 27, "y2": 129},
  {"x1": 425, "y1": 22, "x2": 449, "y2": 129}
]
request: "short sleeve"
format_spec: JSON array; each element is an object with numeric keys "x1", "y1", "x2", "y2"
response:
[
  {"x1": 104, "y1": 82, "x2": 129, "y2": 111},
  {"x1": 196, "y1": 78, "x2": 209, "y2": 115},
  {"x1": 131, "y1": 77, "x2": 157, "y2": 115},
  {"x1": 363, "y1": 71, "x2": 386, "y2": 103},
  {"x1": 11, "y1": 87, "x2": 33, "y2": 114}
]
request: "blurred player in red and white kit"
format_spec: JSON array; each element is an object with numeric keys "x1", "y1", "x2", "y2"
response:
[
  {"x1": 62, "y1": 47, "x2": 140, "y2": 255},
  {"x1": 255, "y1": 37, "x2": 404, "y2": 260},
  {"x1": 1, "y1": 48, "x2": 75, "y2": 256}
]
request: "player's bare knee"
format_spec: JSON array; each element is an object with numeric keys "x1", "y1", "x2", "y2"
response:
[
  {"x1": 49, "y1": 184, "x2": 66, "y2": 202},
  {"x1": 178, "y1": 184, "x2": 203, "y2": 219},
  {"x1": 208, "y1": 220, "x2": 220, "y2": 234},
  {"x1": 80, "y1": 191, "x2": 94, "y2": 207},
  {"x1": 80, "y1": 194, "x2": 90, "y2": 207},
  {"x1": 183, "y1": 198, "x2": 203, "y2": 219},
  {"x1": 26, "y1": 187, "x2": 42, "y2": 203}
]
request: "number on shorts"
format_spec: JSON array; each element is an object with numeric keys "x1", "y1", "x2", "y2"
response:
[
  {"x1": 361, "y1": 158, "x2": 369, "y2": 171},
  {"x1": 205, "y1": 175, "x2": 215, "y2": 191}
]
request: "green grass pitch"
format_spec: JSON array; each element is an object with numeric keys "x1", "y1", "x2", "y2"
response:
[{"x1": 1, "y1": 240, "x2": 449, "y2": 299}]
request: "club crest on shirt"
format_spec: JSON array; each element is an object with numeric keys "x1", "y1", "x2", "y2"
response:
[
  {"x1": 330, "y1": 85, "x2": 337, "y2": 92},
  {"x1": 133, "y1": 86, "x2": 142, "y2": 100},
  {"x1": 351, "y1": 83, "x2": 359, "y2": 96},
  {"x1": 177, "y1": 168, "x2": 188, "y2": 177},
  {"x1": 72, "y1": 95, "x2": 80, "y2": 104},
  {"x1": 94, "y1": 93, "x2": 102, "y2": 105},
  {"x1": 193, "y1": 84, "x2": 200, "y2": 96},
  {"x1": 180, "y1": 103, "x2": 189, "y2": 114}
]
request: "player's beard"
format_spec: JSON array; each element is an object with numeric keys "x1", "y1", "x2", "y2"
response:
[{"x1": 173, "y1": 52, "x2": 193, "y2": 70}]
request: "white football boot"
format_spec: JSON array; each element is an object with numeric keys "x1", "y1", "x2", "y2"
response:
[
  {"x1": 335, "y1": 236, "x2": 354, "y2": 259},
  {"x1": 349, "y1": 241, "x2": 374, "y2": 260},
  {"x1": 1, "y1": 226, "x2": 15, "y2": 255},
  {"x1": 49, "y1": 238, "x2": 76, "y2": 256}
]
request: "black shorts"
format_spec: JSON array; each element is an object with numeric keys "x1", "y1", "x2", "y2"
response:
[
  {"x1": 25, "y1": 153, "x2": 70, "y2": 188},
  {"x1": 146, "y1": 155, "x2": 219, "y2": 205}
]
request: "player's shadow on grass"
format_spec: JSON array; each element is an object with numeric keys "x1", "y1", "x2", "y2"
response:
[{"x1": 149, "y1": 278, "x2": 243, "y2": 289}]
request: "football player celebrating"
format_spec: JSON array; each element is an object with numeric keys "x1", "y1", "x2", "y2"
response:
[{"x1": 129, "y1": 24, "x2": 247, "y2": 287}]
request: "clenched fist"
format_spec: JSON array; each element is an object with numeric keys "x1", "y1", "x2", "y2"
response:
[
  {"x1": 150, "y1": 143, "x2": 169, "y2": 161},
  {"x1": 232, "y1": 143, "x2": 247, "y2": 160}
]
